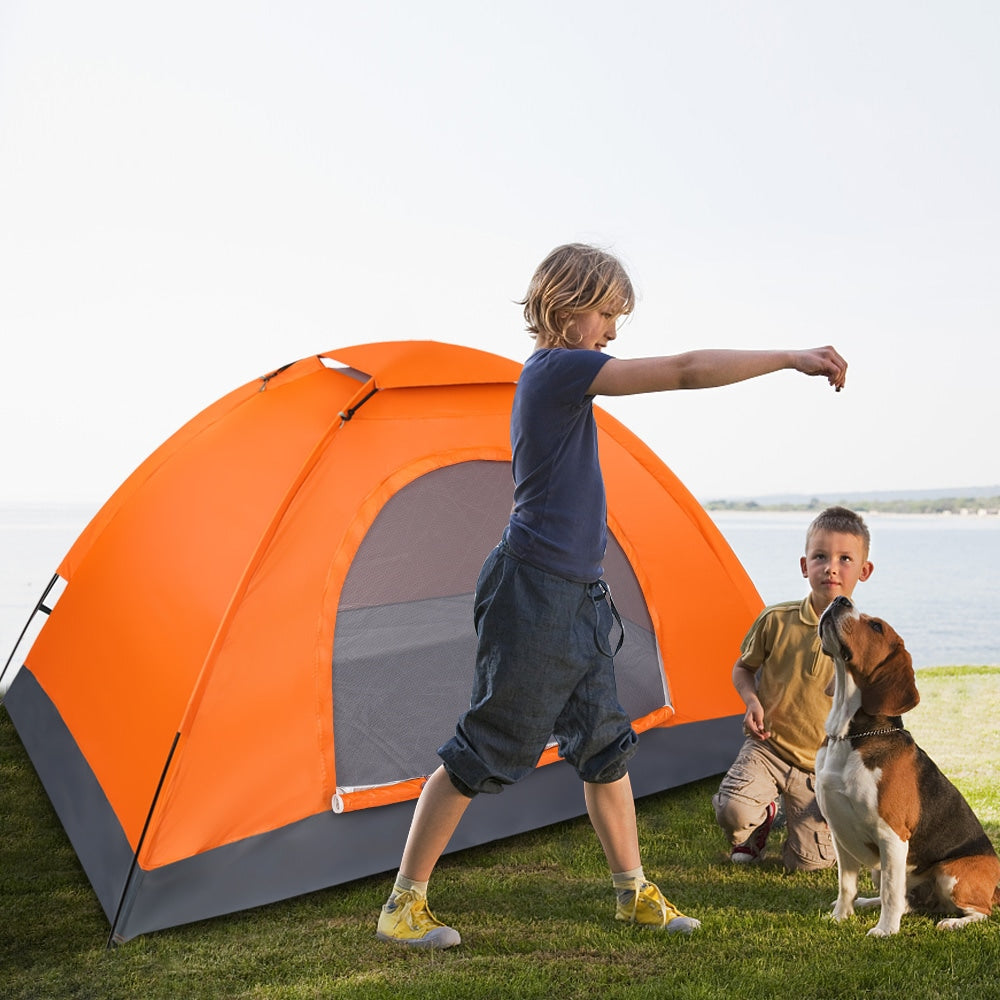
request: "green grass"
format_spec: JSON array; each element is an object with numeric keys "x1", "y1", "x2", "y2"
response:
[{"x1": 2, "y1": 665, "x2": 999, "y2": 1000}]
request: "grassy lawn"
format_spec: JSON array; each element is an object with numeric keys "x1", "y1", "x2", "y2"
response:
[{"x1": 2, "y1": 665, "x2": 998, "y2": 1000}]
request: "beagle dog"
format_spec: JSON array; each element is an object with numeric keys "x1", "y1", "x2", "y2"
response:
[{"x1": 816, "y1": 595, "x2": 1000, "y2": 936}]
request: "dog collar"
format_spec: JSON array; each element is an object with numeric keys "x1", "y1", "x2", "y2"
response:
[{"x1": 824, "y1": 727, "x2": 908, "y2": 744}]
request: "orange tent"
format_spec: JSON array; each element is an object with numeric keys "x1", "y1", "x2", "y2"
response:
[{"x1": 3, "y1": 341, "x2": 761, "y2": 941}]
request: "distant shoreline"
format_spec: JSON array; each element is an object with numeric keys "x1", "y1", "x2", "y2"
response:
[
  {"x1": 3, "y1": 490, "x2": 1000, "y2": 519},
  {"x1": 703, "y1": 496, "x2": 1000, "y2": 516}
]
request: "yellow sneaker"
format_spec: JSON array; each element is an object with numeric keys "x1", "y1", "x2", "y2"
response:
[
  {"x1": 615, "y1": 880, "x2": 701, "y2": 934},
  {"x1": 376, "y1": 889, "x2": 461, "y2": 949}
]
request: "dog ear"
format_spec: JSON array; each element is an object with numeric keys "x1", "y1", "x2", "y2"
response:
[{"x1": 859, "y1": 642, "x2": 920, "y2": 716}]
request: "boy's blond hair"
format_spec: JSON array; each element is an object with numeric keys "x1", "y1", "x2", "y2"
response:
[
  {"x1": 806, "y1": 506, "x2": 871, "y2": 559},
  {"x1": 520, "y1": 243, "x2": 635, "y2": 347}
]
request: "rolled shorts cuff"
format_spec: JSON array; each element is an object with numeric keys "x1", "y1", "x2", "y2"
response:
[
  {"x1": 438, "y1": 732, "x2": 517, "y2": 797},
  {"x1": 574, "y1": 727, "x2": 639, "y2": 784},
  {"x1": 438, "y1": 725, "x2": 639, "y2": 796}
]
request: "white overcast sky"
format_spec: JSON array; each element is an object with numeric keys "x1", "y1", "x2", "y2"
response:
[{"x1": 1, "y1": 0, "x2": 997, "y2": 504}]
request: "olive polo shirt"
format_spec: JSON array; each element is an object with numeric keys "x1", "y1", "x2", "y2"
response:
[{"x1": 739, "y1": 596, "x2": 834, "y2": 771}]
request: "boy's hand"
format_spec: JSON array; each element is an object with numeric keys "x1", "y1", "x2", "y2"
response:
[
  {"x1": 793, "y1": 346, "x2": 848, "y2": 392},
  {"x1": 743, "y1": 702, "x2": 771, "y2": 741},
  {"x1": 733, "y1": 662, "x2": 770, "y2": 739}
]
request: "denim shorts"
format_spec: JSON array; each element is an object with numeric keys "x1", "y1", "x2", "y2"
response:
[{"x1": 438, "y1": 539, "x2": 638, "y2": 796}]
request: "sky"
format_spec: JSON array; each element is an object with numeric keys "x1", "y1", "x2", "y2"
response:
[{"x1": 1, "y1": 0, "x2": 997, "y2": 505}]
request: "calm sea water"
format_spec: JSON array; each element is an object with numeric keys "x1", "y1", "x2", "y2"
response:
[
  {"x1": 708, "y1": 509, "x2": 1000, "y2": 669},
  {"x1": 1, "y1": 504, "x2": 998, "y2": 684}
]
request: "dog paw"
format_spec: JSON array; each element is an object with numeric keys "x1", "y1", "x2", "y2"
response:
[
  {"x1": 867, "y1": 925, "x2": 898, "y2": 938},
  {"x1": 937, "y1": 913, "x2": 986, "y2": 931}
]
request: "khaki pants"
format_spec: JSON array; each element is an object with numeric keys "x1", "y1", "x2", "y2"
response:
[{"x1": 713, "y1": 738, "x2": 835, "y2": 871}]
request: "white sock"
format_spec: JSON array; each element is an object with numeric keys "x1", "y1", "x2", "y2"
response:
[
  {"x1": 611, "y1": 866, "x2": 645, "y2": 890},
  {"x1": 393, "y1": 874, "x2": 429, "y2": 898}
]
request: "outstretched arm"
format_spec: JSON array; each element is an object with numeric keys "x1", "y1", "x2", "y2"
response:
[{"x1": 588, "y1": 346, "x2": 847, "y2": 396}]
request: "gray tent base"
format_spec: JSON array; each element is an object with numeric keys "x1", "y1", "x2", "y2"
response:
[{"x1": 6, "y1": 666, "x2": 742, "y2": 943}]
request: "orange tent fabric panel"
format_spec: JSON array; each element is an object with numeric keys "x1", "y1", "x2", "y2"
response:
[
  {"x1": 143, "y1": 383, "x2": 516, "y2": 867},
  {"x1": 28, "y1": 361, "x2": 361, "y2": 849},
  {"x1": 595, "y1": 407, "x2": 757, "y2": 724}
]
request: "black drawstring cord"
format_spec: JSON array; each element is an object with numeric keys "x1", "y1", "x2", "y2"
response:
[{"x1": 591, "y1": 579, "x2": 625, "y2": 656}]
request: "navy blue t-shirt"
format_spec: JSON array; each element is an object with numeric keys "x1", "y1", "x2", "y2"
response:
[{"x1": 505, "y1": 347, "x2": 612, "y2": 582}]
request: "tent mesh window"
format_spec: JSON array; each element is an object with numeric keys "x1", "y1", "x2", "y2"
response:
[{"x1": 331, "y1": 460, "x2": 669, "y2": 790}]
